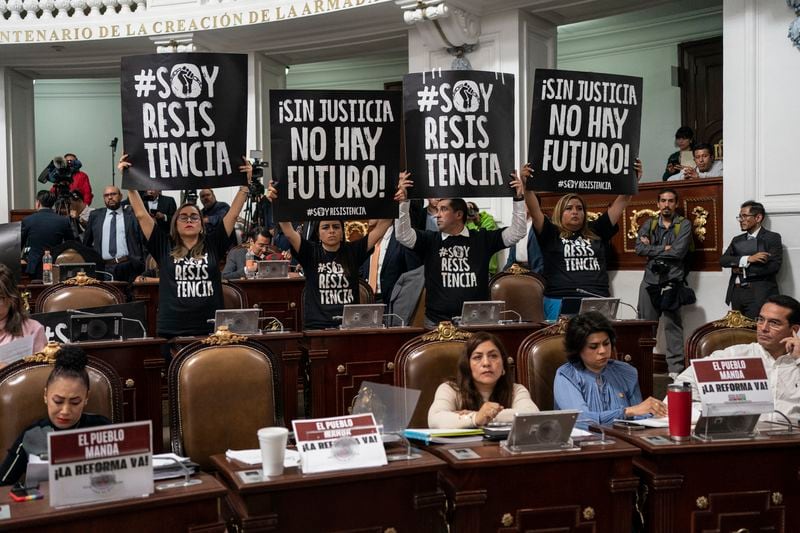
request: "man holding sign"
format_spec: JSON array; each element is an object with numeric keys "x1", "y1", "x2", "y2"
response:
[
  {"x1": 394, "y1": 171, "x2": 527, "y2": 327},
  {"x1": 671, "y1": 295, "x2": 800, "y2": 419}
]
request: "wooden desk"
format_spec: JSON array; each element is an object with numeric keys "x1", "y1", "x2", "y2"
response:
[
  {"x1": 133, "y1": 276, "x2": 306, "y2": 336},
  {"x1": 300, "y1": 327, "x2": 426, "y2": 418},
  {"x1": 465, "y1": 319, "x2": 657, "y2": 399},
  {"x1": 2, "y1": 473, "x2": 226, "y2": 532},
  {"x1": 427, "y1": 439, "x2": 640, "y2": 533},
  {"x1": 211, "y1": 450, "x2": 446, "y2": 532},
  {"x1": 606, "y1": 425, "x2": 800, "y2": 532},
  {"x1": 172, "y1": 333, "x2": 304, "y2": 426}
]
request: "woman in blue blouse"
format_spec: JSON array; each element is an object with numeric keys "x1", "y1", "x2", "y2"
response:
[{"x1": 554, "y1": 312, "x2": 667, "y2": 426}]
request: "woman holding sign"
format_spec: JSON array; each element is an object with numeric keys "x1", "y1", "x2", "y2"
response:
[
  {"x1": 524, "y1": 160, "x2": 642, "y2": 320},
  {"x1": 428, "y1": 331, "x2": 538, "y2": 429},
  {"x1": 266, "y1": 183, "x2": 393, "y2": 329},
  {"x1": 119, "y1": 154, "x2": 252, "y2": 342},
  {"x1": 0, "y1": 346, "x2": 110, "y2": 486}
]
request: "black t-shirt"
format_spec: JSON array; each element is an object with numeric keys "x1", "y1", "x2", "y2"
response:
[
  {"x1": 536, "y1": 212, "x2": 618, "y2": 298},
  {"x1": 413, "y1": 228, "x2": 506, "y2": 323},
  {"x1": 296, "y1": 237, "x2": 370, "y2": 330},
  {"x1": 147, "y1": 225, "x2": 228, "y2": 336},
  {"x1": 0, "y1": 413, "x2": 110, "y2": 486}
]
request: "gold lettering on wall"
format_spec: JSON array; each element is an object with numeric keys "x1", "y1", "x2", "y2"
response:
[{"x1": 0, "y1": 0, "x2": 379, "y2": 44}]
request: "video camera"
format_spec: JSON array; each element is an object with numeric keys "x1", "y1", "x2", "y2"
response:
[
  {"x1": 248, "y1": 150, "x2": 269, "y2": 198},
  {"x1": 37, "y1": 156, "x2": 81, "y2": 197}
]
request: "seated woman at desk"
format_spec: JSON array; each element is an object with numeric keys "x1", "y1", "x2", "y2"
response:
[
  {"x1": 524, "y1": 161, "x2": 642, "y2": 320},
  {"x1": 266, "y1": 182, "x2": 393, "y2": 329},
  {"x1": 0, "y1": 264, "x2": 46, "y2": 367},
  {"x1": 0, "y1": 346, "x2": 110, "y2": 485},
  {"x1": 554, "y1": 312, "x2": 666, "y2": 426},
  {"x1": 428, "y1": 332, "x2": 539, "y2": 428}
]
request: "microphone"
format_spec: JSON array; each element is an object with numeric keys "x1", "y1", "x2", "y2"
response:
[
  {"x1": 575, "y1": 288, "x2": 639, "y2": 318},
  {"x1": 67, "y1": 308, "x2": 148, "y2": 339},
  {"x1": 52, "y1": 155, "x2": 67, "y2": 170},
  {"x1": 110, "y1": 137, "x2": 118, "y2": 150}
]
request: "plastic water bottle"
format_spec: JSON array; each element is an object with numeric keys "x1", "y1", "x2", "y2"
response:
[
  {"x1": 42, "y1": 250, "x2": 54, "y2": 285},
  {"x1": 245, "y1": 250, "x2": 257, "y2": 279}
]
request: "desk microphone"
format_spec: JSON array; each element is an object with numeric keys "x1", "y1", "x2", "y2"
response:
[
  {"x1": 67, "y1": 308, "x2": 148, "y2": 339},
  {"x1": 575, "y1": 288, "x2": 639, "y2": 318}
]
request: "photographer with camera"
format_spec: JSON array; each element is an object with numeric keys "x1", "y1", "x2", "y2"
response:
[
  {"x1": 49, "y1": 153, "x2": 93, "y2": 206},
  {"x1": 635, "y1": 188, "x2": 694, "y2": 375}
]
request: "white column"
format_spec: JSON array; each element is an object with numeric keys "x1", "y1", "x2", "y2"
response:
[
  {"x1": 724, "y1": 0, "x2": 800, "y2": 297},
  {"x1": 0, "y1": 68, "x2": 36, "y2": 222},
  {"x1": 406, "y1": 7, "x2": 557, "y2": 225},
  {"x1": 248, "y1": 52, "x2": 286, "y2": 164}
]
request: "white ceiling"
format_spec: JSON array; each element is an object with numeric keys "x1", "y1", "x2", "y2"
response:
[{"x1": 0, "y1": 0, "x2": 674, "y2": 79}]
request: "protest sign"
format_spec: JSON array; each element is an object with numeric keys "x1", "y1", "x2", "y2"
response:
[
  {"x1": 692, "y1": 357, "x2": 773, "y2": 416},
  {"x1": 48, "y1": 421, "x2": 153, "y2": 508},
  {"x1": 292, "y1": 413, "x2": 386, "y2": 474},
  {"x1": 270, "y1": 90, "x2": 401, "y2": 221},
  {"x1": 403, "y1": 70, "x2": 515, "y2": 199},
  {"x1": 121, "y1": 53, "x2": 248, "y2": 191},
  {"x1": 528, "y1": 69, "x2": 642, "y2": 195}
]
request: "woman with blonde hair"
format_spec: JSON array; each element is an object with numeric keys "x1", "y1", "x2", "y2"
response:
[{"x1": 523, "y1": 161, "x2": 642, "y2": 320}]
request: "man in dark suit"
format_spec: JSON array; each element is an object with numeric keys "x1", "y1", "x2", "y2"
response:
[
  {"x1": 83, "y1": 186, "x2": 146, "y2": 282},
  {"x1": 21, "y1": 190, "x2": 75, "y2": 278},
  {"x1": 720, "y1": 200, "x2": 782, "y2": 318},
  {"x1": 360, "y1": 224, "x2": 421, "y2": 303}
]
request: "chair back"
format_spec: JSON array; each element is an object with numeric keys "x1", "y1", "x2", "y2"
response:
[
  {"x1": 169, "y1": 334, "x2": 283, "y2": 470},
  {"x1": 0, "y1": 345, "x2": 123, "y2": 454},
  {"x1": 222, "y1": 281, "x2": 248, "y2": 309},
  {"x1": 685, "y1": 310, "x2": 758, "y2": 365},
  {"x1": 517, "y1": 321, "x2": 569, "y2": 411},
  {"x1": 358, "y1": 278, "x2": 375, "y2": 304},
  {"x1": 36, "y1": 277, "x2": 125, "y2": 313},
  {"x1": 54, "y1": 248, "x2": 85, "y2": 265},
  {"x1": 489, "y1": 269, "x2": 546, "y2": 323},
  {"x1": 393, "y1": 323, "x2": 472, "y2": 428}
]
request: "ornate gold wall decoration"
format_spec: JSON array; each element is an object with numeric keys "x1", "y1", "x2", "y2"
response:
[
  {"x1": 626, "y1": 209, "x2": 659, "y2": 240},
  {"x1": 691, "y1": 206, "x2": 709, "y2": 242}
]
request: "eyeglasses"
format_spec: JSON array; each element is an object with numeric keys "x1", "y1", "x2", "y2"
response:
[
  {"x1": 177, "y1": 214, "x2": 201, "y2": 223},
  {"x1": 735, "y1": 214, "x2": 756, "y2": 221}
]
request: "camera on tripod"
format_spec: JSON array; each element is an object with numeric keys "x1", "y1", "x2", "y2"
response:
[
  {"x1": 248, "y1": 150, "x2": 269, "y2": 198},
  {"x1": 37, "y1": 156, "x2": 78, "y2": 196}
]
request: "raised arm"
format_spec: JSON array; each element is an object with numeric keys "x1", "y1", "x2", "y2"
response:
[
  {"x1": 118, "y1": 154, "x2": 155, "y2": 240},
  {"x1": 222, "y1": 157, "x2": 253, "y2": 237},
  {"x1": 393, "y1": 171, "x2": 417, "y2": 249},
  {"x1": 265, "y1": 180, "x2": 302, "y2": 253},
  {"x1": 521, "y1": 164, "x2": 545, "y2": 234},
  {"x1": 606, "y1": 159, "x2": 642, "y2": 226},
  {"x1": 501, "y1": 170, "x2": 528, "y2": 247},
  {"x1": 367, "y1": 218, "x2": 393, "y2": 250}
]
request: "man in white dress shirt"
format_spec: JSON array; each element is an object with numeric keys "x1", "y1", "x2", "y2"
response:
[
  {"x1": 667, "y1": 143, "x2": 723, "y2": 181},
  {"x1": 673, "y1": 295, "x2": 800, "y2": 419}
]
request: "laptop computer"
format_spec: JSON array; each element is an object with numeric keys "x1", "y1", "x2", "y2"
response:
[
  {"x1": 558, "y1": 297, "x2": 583, "y2": 317},
  {"x1": 502, "y1": 410, "x2": 580, "y2": 453},
  {"x1": 214, "y1": 309, "x2": 261, "y2": 334},
  {"x1": 57, "y1": 262, "x2": 97, "y2": 282},
  {"x1": 693, "y1": 414, "x2": 760, "y2": 441},
  {"x1": 69, "y1": 313, "x2": 123, "y2": 342},
  {"x1": 341, "y1": 304, "x2": 385, "y2": 329},
  {"x1": 460, "y1": 300, "x2": 505, "y2": 326},
  {"x1": 578, "y1": 297, "x2": 620, "y2": 319},
  {"x1": 257, "y1": 260, "x2": 290, "y2": 279}
]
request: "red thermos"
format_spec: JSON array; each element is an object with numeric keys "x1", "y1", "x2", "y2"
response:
[{"x1": 667, "y1": 382, "x2": 692, "y2": 442}]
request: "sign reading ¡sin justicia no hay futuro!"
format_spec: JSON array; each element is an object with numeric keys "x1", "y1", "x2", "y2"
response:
[
  {"x1": 528, "y1": 68, "x2": 643, "y2": 195},
  {"x1": 121, "y1": 53, "x2": 248, "y2": 191}
]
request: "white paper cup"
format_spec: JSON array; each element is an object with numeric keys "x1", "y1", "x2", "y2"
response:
[{"x1": 257, "y1": 427, "x2": 289, "y2": 477}]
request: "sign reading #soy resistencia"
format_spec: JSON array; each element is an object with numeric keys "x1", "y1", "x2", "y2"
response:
[
  {"x1": 403, "y1": 70, "x2": 516, "y2": 199},
  {"x1": 269, "y1": 89, "x2": 402, "y2": 222},
  {"x1": 528, "y1": 69, "x2": 642, "y2": 195},
  {"x1": 121, "y1": 53, "x2": 248, "y2": 191}
]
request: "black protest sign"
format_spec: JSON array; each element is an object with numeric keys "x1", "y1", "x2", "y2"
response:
[
  {"x1": 403, "y1": 70, "x2": 515, "y2": 199},
  {"x1": 269, "y1": 90, "x2": 401, "y2": 221},
  {"x1": 528, "y1": 69, "x2": 642, "y2": 195},
  {"x1": 121, "y1": 53, "x2": 247, "y2": 191}
]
